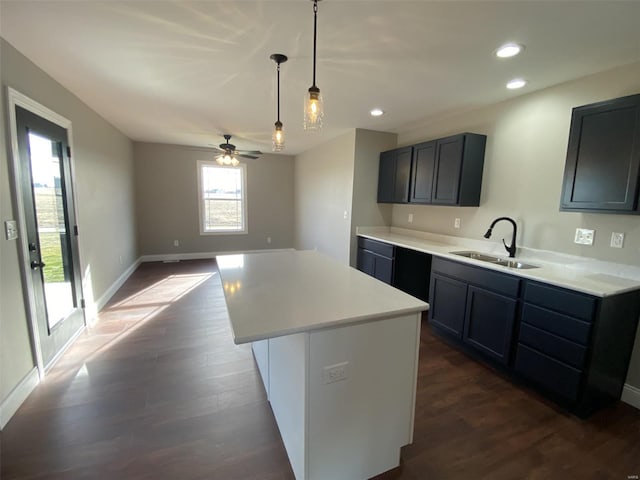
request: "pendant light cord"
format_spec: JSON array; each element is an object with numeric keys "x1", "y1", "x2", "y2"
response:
[
  {"x1": 277, "y1": 62, "x2": 281, "y2": 122},
  {"x1": 312, "y1": 0, "x2": 318, "y2": 88}
]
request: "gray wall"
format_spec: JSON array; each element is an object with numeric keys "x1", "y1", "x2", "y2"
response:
[
  {"x1": 349, "y1": 129, "x2": 397, "y2": 267},
  {"x1": 394, "y1": 61, "x2": 640, "y2": 390},
  {"x1": 134, "y1": 142, "x2": 294, "y2": 255},
  {"x1": 0, "y1": 39, "x2": 137, "y2": 402},
  {"x1": 294, "y1": 131, "x2": 356, "y2": 264}
]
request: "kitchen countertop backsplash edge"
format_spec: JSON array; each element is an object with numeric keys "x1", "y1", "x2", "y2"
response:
[{"x1": 356, "y1": 226, "x2": 640, "y2": 297}]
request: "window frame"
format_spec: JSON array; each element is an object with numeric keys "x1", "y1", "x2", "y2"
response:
[{"x1": 197, "y1": 161, "x2": 248, "y2": 236}]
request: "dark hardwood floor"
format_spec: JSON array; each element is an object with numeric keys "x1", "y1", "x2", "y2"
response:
[{"x1": 2, "y1": 260, "x2": 639, "y2": 479}]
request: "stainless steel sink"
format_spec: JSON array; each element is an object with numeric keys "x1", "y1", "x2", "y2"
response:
[
  {"x1": 451, "y1": 251, "x2": 539, "y2": 270},
  {"x1": 452, "y1": 251, "x2": 501, "y2": 262}
]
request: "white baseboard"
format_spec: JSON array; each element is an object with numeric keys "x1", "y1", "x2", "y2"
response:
[
  {"x1": 92, "y1": 257, "x2": 142, "y2": 318},
  {"x1": 622, "y1": 383, "x2": 640, "y2": 410},
  {"x1": 139, "y1": 248, "x2": 294, "y2": 263},
  {"x1": 0, "y1": 368, "x2": 39, "y2": 429}
]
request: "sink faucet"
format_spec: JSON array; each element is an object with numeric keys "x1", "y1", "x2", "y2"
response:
[{"x1": 484, "y1": 217, "x2": 517, "y2": 258}]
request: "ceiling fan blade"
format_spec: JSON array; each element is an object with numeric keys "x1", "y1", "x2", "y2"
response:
[{"x1": 238, "y1": 154, "x2": 259, "y2": 160}]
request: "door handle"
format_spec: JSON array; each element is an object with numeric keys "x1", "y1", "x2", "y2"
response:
[{"x1": 31, "y1": 260, "x2": 46, "y2": 270}]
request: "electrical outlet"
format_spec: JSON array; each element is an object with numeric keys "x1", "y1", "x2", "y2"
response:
[
  {"x1": 343, "y1": 210, "x2": 348, "y2": 220},
  {"x1": 408, "y1": 213, "x2": 413, "y2": 223},
  {"x1": 574, "y1": 228, "x2": 594, "y2": 246},
  {"x1": 454, "y1": 218, "x2": 461, "y2": 229},
  {"x1": 173, "y1": 240, "x2": 179, "y2": 247},
  {"x1": 267, "y1": 236, "x2": 272, "y2": 244},
  {"x1": 323, "y1": 362, "x2": 349, "y2": 384},
  {"x1": 610, "y1": 232, "x2": 624, "y2": 248}
]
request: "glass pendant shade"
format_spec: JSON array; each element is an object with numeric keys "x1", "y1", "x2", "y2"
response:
[
  {"x1": 304, "y1": 86, "x2": 323, "y2": 131},
  {"x1": 272, "y1": 121, "x2": 285, "y2": 152}
]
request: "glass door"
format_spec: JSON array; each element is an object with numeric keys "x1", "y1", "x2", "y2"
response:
[{"x1": 16, "y1": 105, "x2": 85, "y2": 367}]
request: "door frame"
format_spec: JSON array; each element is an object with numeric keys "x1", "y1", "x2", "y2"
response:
[{"x1": 6, "y1": 87, "x2": 85, "y2": 379}]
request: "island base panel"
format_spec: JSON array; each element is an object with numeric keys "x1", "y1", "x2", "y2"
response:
[{"x1": 253, "y1": 313, "x2": 421, "y2": 480}]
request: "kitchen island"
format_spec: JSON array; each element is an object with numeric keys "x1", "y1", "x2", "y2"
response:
[{"x1": 217, "y1": 250, "x2": 428, "y2": 480}]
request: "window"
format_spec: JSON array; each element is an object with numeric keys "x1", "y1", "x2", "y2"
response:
[{"x1": 198, "y1": 161, "x2": 247, "y2": 234}]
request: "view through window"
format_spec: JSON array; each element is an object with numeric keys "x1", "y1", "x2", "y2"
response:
[{"x1": 198, "y1": 162, "x2": 247, "y2": 234}]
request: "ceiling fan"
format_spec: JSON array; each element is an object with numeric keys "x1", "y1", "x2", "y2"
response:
[{"x1": 212, "y1": 134, "x2": 262, "y2": 166}]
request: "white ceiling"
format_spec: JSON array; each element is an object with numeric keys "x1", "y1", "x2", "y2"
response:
[{"x1": 1, "y1": 1, "x2": 639, "y2": 155}]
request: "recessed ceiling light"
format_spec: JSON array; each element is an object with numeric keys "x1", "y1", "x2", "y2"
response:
[
  {"x1": 506, "y1": 78, "x2": 527, "y2": 90},
  {"x1": 496, "y1": 43, "x2": 524, "y2": 58},
  {"x1": 370, "y1": 108, "x2": 384, "y2": 117}
]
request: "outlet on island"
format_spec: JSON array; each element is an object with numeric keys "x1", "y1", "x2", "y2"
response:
[
  {"x1": 173, "y1": 240, "x2": 179, "y2": 247},
  {"x1": 323, "y1": 362, "x2": 349, "y2": 384}
]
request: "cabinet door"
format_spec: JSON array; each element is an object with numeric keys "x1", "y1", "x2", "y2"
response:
[
  {"x1": 393, "y1": 147, "x2": 413, "y2": 203},
  {"x1": 432, "y1": 135, "x2": 464, "y2": 205},
  {"x1": 373, "y1": 255, "x2": 393, "y2": 285},
  {"x1": 463, "y1": 286, "x2": 517, "y2": 365},
  {"x1": 356, "y1": 248, "x2": 375, "y2": 276},
  {"x1": 409, "y1": 141, "x2": 436, "y2": 204},
  {"x1": 429, "y1": 273, "x2": 467, "y2": 339},
  {"x1": 561, "y1": 94, "x2": 640, "y2": 212},
  {"x1": 377, "y1": 150, "x2": 396, "y2": 203}
]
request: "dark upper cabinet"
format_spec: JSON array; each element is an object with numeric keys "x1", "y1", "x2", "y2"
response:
[
  {"x1": 409, "y1": 141, "x2": 436, "y2": 203},
  {"x1": 408, "y1": 133, "x2": 486, "y2": 206},
  {"x1": 377, "y1": 146, "x2": 413, "y2": 203},
  {"x1": 560, "y1": 93, "x2": 640, "y2": 213}
]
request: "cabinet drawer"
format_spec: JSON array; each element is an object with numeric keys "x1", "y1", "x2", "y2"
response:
[
  {"x1": 357, "y1": 237, "x2": 394, "y2": 258},
  {"x1": 524, "y1": 282, "x2": 596, "y2": 321},
  {"x1": 514, "y1": 344, "x2": 583, "y2": 402},
  {"x1": 432, "y1": 257, "x2": 520, "y2": 297},
  {"x1": 521, "y1": 304, "x2": 591, "y2": 345},
  {"x1": 519, "y1": 323, "x2": 587, "y2": 369}
]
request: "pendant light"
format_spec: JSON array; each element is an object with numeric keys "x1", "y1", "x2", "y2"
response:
[
  {"x1": 304, "y1": 0, "x2": 323, "y2": 131},
  {"x1": 270, "y1": 53, "x2": 288, "y2": 152}
]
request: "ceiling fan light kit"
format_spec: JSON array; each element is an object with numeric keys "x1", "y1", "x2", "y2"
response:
[
  {"x1": 214, "y1": 134, "x2": 262, "y2": 166},
  {"x1": 270, "y1": 53, "x2": 288, "y2": 152},
  {"x1": 304, "y1": 0, "x2": 324, "y2": 131}
]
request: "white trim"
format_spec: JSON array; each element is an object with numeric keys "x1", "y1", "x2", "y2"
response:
[
  {"x1": 92, "y1": 258, "x2": 142, "y2": 319},
  {"x1": 622, "y1": 383, "x2": 640, "y2": 410},
  {"x1": 197, "y1": 161, "x2": 248, "y2": 235},
  {"x1": 0, "y1": 368, "x2": 39, "y2": 430},
  {"x1": 139, "y1": 248, "x2": 295, "y2": 264}
]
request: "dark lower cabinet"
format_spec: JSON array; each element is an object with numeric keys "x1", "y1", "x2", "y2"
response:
[
  {"x1": 513, "y1": 281, "x2": 640, "y2": 416},
  {"x1": 429, "y1": 273, "x2": 467, "y2": 337},
  {"x1": 428, "y1": 257, "x2": 640, "y2": 416},
  {"x1": 429, "y1": 257, "x2": 520, "y2": 365},
  {"x1": 463, "y1": 286, "x2": 517, "y2": 365},
  {"x1": 357, "y1": 237, "x2": 431, "y2": 300},
  {"x1": 356, "y1": 237, "x2": 394, "y2": 284}
]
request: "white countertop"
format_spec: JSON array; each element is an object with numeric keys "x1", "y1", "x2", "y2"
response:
[
  {"x1": 358, "y1": 227, "x2": 640, "y2": 298},
  {"x1": 217, "y1": 250, "x2": 429, "y2": 344}
]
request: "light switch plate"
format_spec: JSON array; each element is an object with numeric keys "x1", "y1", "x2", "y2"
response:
[
  {"x1": 574, "y1": 228, "x2": 594, "y2": 245},
  {"x1": 4, "y1": 220, "x2": 18, "y2": 240},
  {"x1": 610, "y1": 232, "x2": 624, "y2": 248}
]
